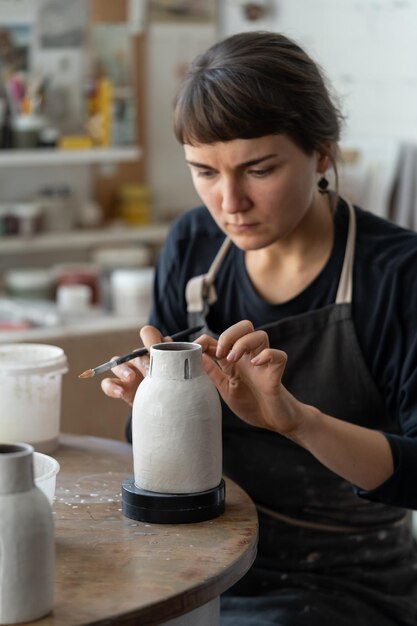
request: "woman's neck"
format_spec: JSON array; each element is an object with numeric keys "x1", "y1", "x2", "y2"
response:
[{"x1": 245, "y1": 194, "x2": 334, "y2": 304}]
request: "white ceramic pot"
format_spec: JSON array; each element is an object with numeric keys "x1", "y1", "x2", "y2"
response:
[
  {"x1": 132, "y1": 342, "x2": 222, "y2": 494},
  {"x1": 0, "y1": 443, "x2": 54, "y2": 624}
]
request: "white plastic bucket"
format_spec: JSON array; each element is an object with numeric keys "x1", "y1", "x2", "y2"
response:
[{"x1": 0, "y1": 344, "x2": 68, "y2": 453}]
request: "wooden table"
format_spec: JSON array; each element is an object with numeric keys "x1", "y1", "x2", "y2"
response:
[{"x1": 36, "y1": 434, "x2": 258, "y2": 626}]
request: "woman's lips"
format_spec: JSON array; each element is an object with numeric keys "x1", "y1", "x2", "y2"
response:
[{"x1": 226, "y1": 222, "x2": 258, "y2": 233}]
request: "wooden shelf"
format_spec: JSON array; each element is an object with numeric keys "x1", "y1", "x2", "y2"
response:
[
  {"x1": 0, "y1": 223, "x2": 170, "y2": 256},
  {"x1": 0, "y1": 146, "x2": 142, "y2": 167},
  {"x1": 0, "y1": 313, "x2": 147, "y2": 343}
]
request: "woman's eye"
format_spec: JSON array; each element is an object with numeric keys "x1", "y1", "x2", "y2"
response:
[
  {"x1": 249, "y1": 167, "x2": 273, "y2": 177},
  {"x1": 196, "y1": 169, "x2": 216, "y2": 178}
]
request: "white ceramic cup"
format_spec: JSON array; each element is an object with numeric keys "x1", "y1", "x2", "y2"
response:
[{"x1": 33, "y1": 451, "x2": 60, "y2": 504}]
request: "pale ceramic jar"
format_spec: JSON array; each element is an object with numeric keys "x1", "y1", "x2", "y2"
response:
[
  {"x1": 132, "y1": 342, "x2": 222, "y2": 494},
  {"x1": 0, "y1": 443, "x2": 54, "y2": 624}
]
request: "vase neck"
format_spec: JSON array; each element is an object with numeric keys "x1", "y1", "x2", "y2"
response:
[
  {"x1": 0, "y1": 443, "x2": 34, "y2": 494},
  {"x1": 149, "y1": 342, "x2": 204, "y2": 380}
]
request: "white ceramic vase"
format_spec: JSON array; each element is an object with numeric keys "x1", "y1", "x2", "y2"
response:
[
  {"x1": 0, "y1": 443, "x2": 54, "y2": 624},
  {"x1": 132, "y1": 342, "x2": 222, "y2": 494}
]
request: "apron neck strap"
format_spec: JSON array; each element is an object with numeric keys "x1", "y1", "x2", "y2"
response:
[
  {"x1": 185, "y1": 198, "x2": 355, "y2": 316},
  {"x1": 206, "y1": 236, "x2": 232, "y2": 283},
  {"x1": 335, "y1": 200, "x2": 356, "y2": 305},
  {"x1": 185, "y1": 237, "x2": 232, "y2": 314}
]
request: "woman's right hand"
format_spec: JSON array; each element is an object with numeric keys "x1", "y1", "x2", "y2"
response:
[{"x1": 100, "y1": 325, "x2": 165, "y2": 406}]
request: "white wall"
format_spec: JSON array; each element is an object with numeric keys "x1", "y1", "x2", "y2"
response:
[
  {"x1": 146, "y1": 23, "x2": 217, "y2": 218},
  {"x1": 147, "y1": 1, "x2": 417, "y2": 219},
  {"x1": 218, "y1": 0, "x2": 417, "y2": 218},
  {"x1": 219, "y1": 0, "x2": 417, "y2": 144}
]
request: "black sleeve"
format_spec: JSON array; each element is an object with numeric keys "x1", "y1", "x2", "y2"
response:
[{"x1": 352, "y1": 216, "x2": 417, "y2": 510}]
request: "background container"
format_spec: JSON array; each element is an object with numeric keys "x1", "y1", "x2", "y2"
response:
[
  {"x1": 110, "y1": 266, "x2": 154, "y2": 318},
  {"x1": 116, "y1": 184, "x2": 151, "y2": 226},
  {"x1": 92, "y1": 245, "x2": 152, "y2": 310},
  {"x1": 53, "y1": 263, "x2": 99, "y2": 304},
  {"x1": 0, "y1": 343, "x2": 68, "y2": 453},
  {"x1": 33, "y1": 451, "x2": 60, "y2": 505},
  {"x1": 36, "y1": 185, "x2": 76, "y2": 233},
  {"x1": 12, "y1": 114, "x2": 45, "y2": 149},
  {"x1": 56, "y1": 283, "x2": 92, "y2": 314},
  {"x1": 8, "y1": 202, "x2": 44, "y2": 236},
  {"x1": 5, "y1": 268, "x2": 53, "y2": 300},
  {"x1": 0, "y1": 204, "x2": 7, "y2": 235}
]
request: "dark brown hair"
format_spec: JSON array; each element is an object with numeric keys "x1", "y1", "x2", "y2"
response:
[{"x1": 173, "y1": 31, "x2": 344, "y2": 179}]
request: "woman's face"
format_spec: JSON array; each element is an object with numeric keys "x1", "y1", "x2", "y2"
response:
[{"x1": 184, "y1": 134, "x2": 327, "y2": 251}]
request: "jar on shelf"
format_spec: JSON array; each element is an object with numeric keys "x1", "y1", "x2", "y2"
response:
[
  {"x1": 12, "y1": 114, "x2": 46, "y2": 149},
  {"x1": 91, "y1": 245, "x2": 152, "y2": 311},
  {"x1": 36, "y1": 185, "x2": 76, "y2": 233},
  {"x1": 116, "y1": 184, "x2": 151, "y2": 226},
  {"x1": 56, "y1": 284, "x2": 95, "y2": 324},
  {"x1": 8, "y1": 202, "x2": 44, "y2": 236},
  {"x1": 1, "y1": 205, "x2": 19, "y2": 236},
  {"x1": 0, "y1": 204, "x2": 7, "y2": 236},
  {"x1": 53, "y1": 263, "x2": 99, "y2": 305},
  {"x1": 4, "y1": 268, "x2": 54, "y2": 300},
  {"x1": 110, "y1": 266, "x2": 154, "y2": 319}
]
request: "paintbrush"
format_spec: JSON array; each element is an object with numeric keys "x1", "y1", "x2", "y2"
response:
[{"x1": 78, "y1": 325, "x2": 205, "y2": 379}]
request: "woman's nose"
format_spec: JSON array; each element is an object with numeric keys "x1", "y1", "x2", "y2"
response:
[{"x1": 221, "y1": 180, "x2": 250, "y2": 213}]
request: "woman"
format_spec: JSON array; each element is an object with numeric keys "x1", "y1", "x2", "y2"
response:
[{"x1": 101, "y1": 31, "x2": 417, "y2": 625}]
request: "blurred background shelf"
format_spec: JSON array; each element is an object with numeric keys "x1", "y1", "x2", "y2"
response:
[
  {"x1": 0, "y1": 146, "x2": 142, "y2": 167},
  {"x1": 0, "y1": 223, "x2": 169, "y2": 256}
]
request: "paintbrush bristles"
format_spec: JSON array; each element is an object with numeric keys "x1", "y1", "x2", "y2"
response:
[{"x1": 78, "y1": 369, "x2": 95, "y2": 379}]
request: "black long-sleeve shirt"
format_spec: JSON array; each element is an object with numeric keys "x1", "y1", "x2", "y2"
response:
[{"x1": 143, "y1": 198, "x2": 417, "y2": 510}]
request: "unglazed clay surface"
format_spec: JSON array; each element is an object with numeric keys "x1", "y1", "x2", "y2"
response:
[
  {"x1": 0, "y1": 443, "x2": 54, "y2": 624},
  {"x1": 132, "y1": 342, "x2": 222, "y2": 494}
]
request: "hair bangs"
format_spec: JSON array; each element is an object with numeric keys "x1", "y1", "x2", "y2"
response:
[{"x1": 174, "y1": 68, "x2": 286, "y2": 146}]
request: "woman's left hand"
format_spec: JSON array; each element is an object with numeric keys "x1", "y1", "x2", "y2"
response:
[
  {"x1": 197, "y1": 320, "x2": 302, "y2": 435},
  {"x1": 198, "y1": 320, "x2": 396, "y2": 491}
]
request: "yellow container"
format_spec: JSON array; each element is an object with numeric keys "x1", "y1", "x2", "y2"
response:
[
  {"x1": 59, "y1": 135, "x2": 93, "y2": 150},
  {"x1": 117, "y1": 184, "x2": 150, "y2": 226}
]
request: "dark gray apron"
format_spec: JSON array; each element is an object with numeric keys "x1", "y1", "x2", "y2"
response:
[{"x1": 186, "y1": 201, "x2": 417, "y2": 625}]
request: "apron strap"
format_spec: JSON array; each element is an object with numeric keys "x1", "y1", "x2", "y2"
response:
[
  {"x1": 185, "y1": 236, "x2": 232, "y2": 314},
  {"x1": 185, "y1": 198, "x2": 356, "y2": 319},
  {"x1": 335, "y1": 200, "x2": 356, "y2": 305}
]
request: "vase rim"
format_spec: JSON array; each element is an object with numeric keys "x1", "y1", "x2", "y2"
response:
[
  {"x1": 0, "y1": 442, "x2": 34, "y2": 456},
  {"x1": 151, "y1": 341, "x2": 201, "y2": 353}
]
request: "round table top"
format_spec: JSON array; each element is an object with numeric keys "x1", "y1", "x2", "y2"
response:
[{"x1": 34, "y1": 434, "x2": 258, "y2": 626}]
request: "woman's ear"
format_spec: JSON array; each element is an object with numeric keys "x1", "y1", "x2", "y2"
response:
[
  {"x1": 316, "y1": 142, "x2": 332, "y2": 173},
  {"x1": 318, "y1": 153, "x2": 330, "y2": 174}
]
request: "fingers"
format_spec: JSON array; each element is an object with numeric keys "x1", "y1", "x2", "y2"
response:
[
  {"x1": 101, "y1": 375, "x2": 139, "y2": 406},
  {"x1": 101, "y1": 356, "x2": 144, "y2": 406},
  {"x1": 250, "y1": 348, "x2": 287, "y2": 370},
  {"x1": 216, "y1": 321, "x2": 269, "y2": 363},
  {"x1": 140, "y1": 325, "x2": 164, "y2": 349},
  {"x1": 201, "y1": 352, "x2": 225, "y2": 388},
  {"x1": 197, "y1": 322, "x2": 271, "y2": 364},
  {"x1": 196, "y1": 334, "x2": 218, "y2": 358},
  {"x1": 100, "y1": 325, "x2": 166, "y2": 407}
]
